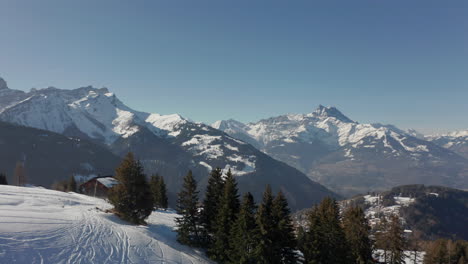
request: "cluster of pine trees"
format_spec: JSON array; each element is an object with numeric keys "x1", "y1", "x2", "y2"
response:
[
  {"x1": 175, "y1": 168, "x2": 298, "y2": 263},
  {"x1": 297, "y1": 198, "x2": 375, "y2": 263},
  {"x1": 108, "y1": 152, "x2": 168, "y2": 224}
]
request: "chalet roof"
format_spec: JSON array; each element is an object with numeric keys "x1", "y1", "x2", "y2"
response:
[{"x1": 96, "y1": 177, "x2": 119, "y2": 188}]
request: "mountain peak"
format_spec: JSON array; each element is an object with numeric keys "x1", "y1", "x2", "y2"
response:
[
  {"x1": 212, "y1": 119, "x2": 245, "y2": 130},
  {"x1": 0, "y1": 77, "x2": 8, "y2": 90},
  {"x1": 312, "y1": 105, "x2": 354, "y2": 123}
]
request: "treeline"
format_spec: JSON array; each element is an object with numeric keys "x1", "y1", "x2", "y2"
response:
[
  {"x1": 0, "y1": 162, "x2": 27, "y2": 186},
  {"x1": 175, "y1": 168, "x2": 298, "y2": 263},
  {"x1": 422, "y1": 239, "x2": 468, "y2": 264},
  {"x1": 174, "y1": 167, "x2": 382, "y2": 264}
]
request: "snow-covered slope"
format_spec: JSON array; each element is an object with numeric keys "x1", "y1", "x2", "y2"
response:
[
  {"x1": 212, "y1": 105, "x2": 449, "y2": 159},
  {"x1": 426, "y1": 130, "x2": 468, "y2": 159},
  {"x1": 214, "y1": 106, "x2": 468, "y2": 196},
  {"x1": 0, "y1": 185, "x2": 212, "y2": 264}
]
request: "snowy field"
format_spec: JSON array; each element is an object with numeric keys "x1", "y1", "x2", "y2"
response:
[{"x1": 0, "y1": 185, "x2": 211, "y2": 264}]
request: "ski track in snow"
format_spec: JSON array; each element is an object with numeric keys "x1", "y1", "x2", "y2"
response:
[{"x1": 0, "y1": 186, "x2": 211, "y2": 264}]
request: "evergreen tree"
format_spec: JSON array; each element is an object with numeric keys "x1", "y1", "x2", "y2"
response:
[
  {"x1": 254, "y1": 185, "x2": 276, "y2": 264},
  {"x1": 67, "y1": 175, "x2": 77, "y2": 192},
  {"x1": 229, "y1": 192, "x2": 258, "y2": 264},
  {"x1": 0, "y1": 173, "x2": 8, "y2": 185},
  {"x1": 300, "y1": 208, "x2": 322, "y2": 264},
  {"x1": 210, "y1": 169, "x2": 240, "y2": 263},
  {"x1": 158, "y1": 176, "x2": 168, "y2": 210},
  {"x1": 175, "y1": 170, "x2": 201, "y2": 246},
  {"x1": 272, "y1": 191, "x2": 298, "y2": 263},
  {"x1": 342, "y1": 206, "x2": 373, "y2": 264},
  {"x1": 200, "y1": 168, "x2": 224, "y2": 247},
  {"x1": 150, "y1": 174, "x2": 168, "y2": 210},
  {"x1": 301, "y1": 197, "x2": 349, "y2": 264},
  {"x1": 108, "y1": 152, "x2": 154, "y2": 225},
  {"x1": 387, "y1": 214, "x2": 406, "y2": 264}
]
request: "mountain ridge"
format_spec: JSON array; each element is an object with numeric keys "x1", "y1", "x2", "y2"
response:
[
  {"x1": 0, "y1": 77, "x2": 338, "y2": 210},
  {"x1": 213, "y1": 106, "x2": 468, "y2": 196}
]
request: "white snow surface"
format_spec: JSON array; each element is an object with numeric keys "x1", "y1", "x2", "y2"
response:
[
  {"x1": 213, "y1": 105, "x2": 435, "y2": 159},
  {"x1": 0, "y1": 185, "x2": 211, "y2": 264},
  {"x1": 0, "y1": 85, "x2": 188, "y2": 144},
  {"x1": 96, "y1": 177, "x2": 119, "y2": 188}
]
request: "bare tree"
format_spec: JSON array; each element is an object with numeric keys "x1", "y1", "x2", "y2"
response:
[{"x1": 14, "y1": 162, "x2": 27, "y2": 186}]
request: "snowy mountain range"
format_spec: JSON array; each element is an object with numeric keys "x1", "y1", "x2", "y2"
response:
[
  {"x1": 426, "y1": 130, "x2": 468, "y2": 159},
  {"x1": 0, "y1": 77, "x2": 336, "y2": 210},
  {"x1": 213, "y1": 106, "x2": 468, "y2": 196}
]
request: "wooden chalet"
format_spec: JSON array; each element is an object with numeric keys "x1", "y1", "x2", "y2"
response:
[{"x1": 79, "y1": 176, "x2": 119, "y2": 198}]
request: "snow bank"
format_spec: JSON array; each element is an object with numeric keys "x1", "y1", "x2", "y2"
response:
[{"x1": 0, "y1": 185, "x2": 211, "y2": 264}]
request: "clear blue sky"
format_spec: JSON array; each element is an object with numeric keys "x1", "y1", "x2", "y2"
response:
[{"x1": 1, "y1": 0, "x2": 467, "y2": 134}]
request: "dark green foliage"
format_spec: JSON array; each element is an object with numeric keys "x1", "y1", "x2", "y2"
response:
[
  {"x1": 229, "y1": 192, "x2": 258, "y2": 264},
  {"x1": 108, "y1": 152, "x2": 154, "y2": 225},
  {"x1": 0, "y1": 173, "x2": 8, "y2": 185},
  {"x1": 254, "y1": 185, "x2": 276, "y2": 264},
  {"x1": 342, "y1": 206, "x2": 373, "y2": 264},
  {"x1": 67, "y1": 175, "x2": 77, "y2": 192},
  {"x1": 175, "y1": 170, "x2": 201, "y2": 246},
  {"x1": 200, "y1": 168, "x2": 224, "y2": 247},
  {"x1": 209, "y1": 169, "x2": 240, "y2": 263},
  {"x1": 272, "y1": 191, "x2": 298, "y2": 263},
  {"x1": 150, "y1": 174, "x2": 168, "y2": 210},
  {"x1": 158, "y1": 176, "x2": 168, "y2": 209},
  {"x1": 300, "y1": 197, "x2": 349, "y2": 264}
]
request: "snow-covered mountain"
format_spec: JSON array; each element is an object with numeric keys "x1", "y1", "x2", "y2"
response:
[
  {"x1": 0, "y1": 77, "x2": 337, "y2": 210},
  {"x1": 426, "y1": 130, "x2": 468, "y2": 159},
  {"x1": 213, "y1": 106, "x2": 468, "y2": 196},
  {"x1": 0, "y1": 185, "x2": 212, "y2": 263}
]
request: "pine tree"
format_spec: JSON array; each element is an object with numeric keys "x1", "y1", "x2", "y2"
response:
[
  {"x1": 158, "y1": 176, "x2": 168, "y2": 210},
  {"x1": 254, "y1": 185, "x2": 276, "y2": 264},
  {"x1": 387, "y1": 214, "x2": 406, "y2": 264},
  {"x1": 67, "y1": 175, "x2": 77, "y2": 192},
  {"x1": 272, "y1": 191, "x2": 298, "y2": 263},
  {"x1": 0, "y1": 173, "x2": 8, "y2": 185},
  {"x1": 150, "y1": 174, "x2": 168, "y2": 210},
  {"x1": 150, "y1": 174, "x2": 161, "y2": 209},
  {"x1": 108, "y1": 152, "x2": 154, "y2": 225},
  {"x1": 300, "y1": 208, "x2": 322, "y2": 264},
  {"x1": 342, "y1": 206, "x2": 373, "y2": 264},
  {"x1": 209, "y1": 169, "x2": 240, "y2": 263},
  {"x1": 301, "y1": 197, "x2": 349, "y2": 264},
  {"x1": 229, "y1": 192, "x2": 258, "y2": 264},
  {"x1": 175, "y1": 170, "x2": 201, "y2": 246},
  {"x1": 200, "y1": 167, "x2": 224, "y2": 247}
]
